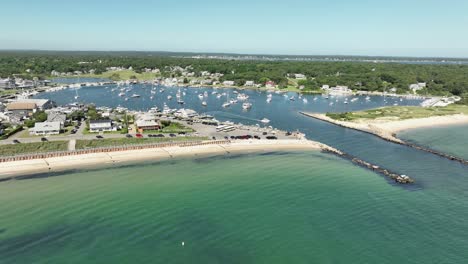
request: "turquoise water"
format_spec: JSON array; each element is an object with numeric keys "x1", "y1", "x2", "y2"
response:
[
  {"x1": 398, "y1": 124, "x2": 468, "y2": 160},
  {"x1": 2, "y1": 151, "x2": 468, "y2": 263}
]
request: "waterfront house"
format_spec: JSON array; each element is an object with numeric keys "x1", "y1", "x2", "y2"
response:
[
  {"x1": 328, "y1": 86, "x2": 352, "y2": 95},
  {"x1": 223, "y1": 81, "x2": 235, "y2": 86},
  {"x1": 409, "y1": 83, "x2": 426, "y2": 93},
  {"x1": 47, "y1": 111, "x2": 67, "y2": 126},
  {"x1": 6, "y1": 102, "x2": 38, "y2": 116},
  {"x1": 32, "y1": 121, "x2": 63, "y2": 135},
  {"x1": 245, "y1": 81, "x2": 255, "y2": 86},
  {"x1": 0, "y1": 78, "x2": 15, "y2": 89},
  {"x1": 136, "y1": 120, "x2": 160, "y2": 132},
  {"x1": 89, "y1": 119, "x2": 115, "y2": 133},
  {"x1": 265, "y1": 81, "x2": 276, "y2": 89},
  {"x1": 321, "y1": 85, "x2": 330, "y2": 90}
]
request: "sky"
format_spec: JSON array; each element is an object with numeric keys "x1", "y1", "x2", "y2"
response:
[{"x1": 1, "y1": 0, "x2": 468, "y2": 57}]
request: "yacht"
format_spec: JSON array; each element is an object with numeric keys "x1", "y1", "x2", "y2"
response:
[
  {"x1": 302, "y1": 98, "x2": 308, "y2": 103},
  {"x1": 365, "y1": 96, "x2": 371, "y2": 101},
  {"x1": 350, "y1": 98, "x2": 358, "y2": 102},
  {"x1": 222, "y1": 102, "x2": 231, "y2": 108},
  {"x1": 266, "y1": 98, "x2": 272, "y2": 103},
  {"x1": 289, "y1": 96, "x2": 295, "y2": 101},
  {"x1": 118, "y1": 92, "x2": 126, "y2": 97},
  {"x1": 167, "y1": 95, "x2": 173, "y2": 100},
  {"x1": 177, "y1": 99, "x2": 185, "y2": 104},
  {"x1": 237, "y1": 93, "x2": 249, "y2": 100},
  {"x1": 242, "y1": 102, "x2": 252, "y2": 110},
  {"x1": 198, "y1": 94, "x2": 204, "y2": 99},
  {"x1": 162, "y1": 104, "x2": 171, "y2": 114},
  {"x1": 203, "y1": 91, "x2": 208, "y2": 97},
  {"x1": 260, "y1": 118, "x2": 270, "y2": 124},
  {"x1": 131, "y1": 94, "x2": 140, "y2": 98},
  {"x1": 202, "y1": 101, "x2": 207, "y2": 106}
]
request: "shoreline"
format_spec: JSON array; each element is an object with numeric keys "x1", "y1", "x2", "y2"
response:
[
  {"x1": 300, "y1": 112, "x2": 468, "y2": 165},
  {"x1": 0, "y1": 139, "x2": 324, "y2": 179}
]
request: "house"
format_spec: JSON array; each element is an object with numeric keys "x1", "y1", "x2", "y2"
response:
[
  {"x1": 201, "y1": 79, "x2": 213, "y2": 85},
  {"x1": 0, "y1": 78, "x2": 15, "y2": 89},
  {"x1": 265, "y1": 81, "x2": 276, "y2": 89},
  {"x1": 12, "y1": 99, "x2": 54, "y2": 110},
  {"x1": 32, "y1": 121, "x2": 62, "y2": 135},
  {"x1": 6, "y1": 102, "x2": 38, "y2": 116},
  {"x1": 223, "y1": 81, "x2": 235, "y2": 86},
  {"x1": 389, "y1": 87, "x2": 397, "y2": 93},
  {"x1": 245, "y1": 81, "x2": 255, "y2": 86},
  {"x1": 294, "y1": 74, "x2": 306, "y2": 80},
  {"x1": 321, "y1": 85, "x2": 330, "y2": 90},
  {"x1": 89, "y1": 120, "x2": 115, "y2": 133},
  {"x1": 136, "y1": 120, "x2": 160, "y2": 132},
  {"x1": 329, "y1": 86, "x2": 352, "y2": 95},
  {"x1": 409, "y1": 83, "x2": 426, "y2": 93},
  {"x1": 47, "y1": 111, "x2": 67, "y2": 126}
]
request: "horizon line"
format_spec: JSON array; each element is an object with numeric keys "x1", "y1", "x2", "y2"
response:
[{"x1": 1, "y1": 49, "x2": 468, "y2": 60}]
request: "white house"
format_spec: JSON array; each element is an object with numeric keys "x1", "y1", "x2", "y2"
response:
[
  {"x1": 409, "y1": 83, "x2": 426, "y2": 93},
  {"x1": 294, "y1": 74, "x2": 306, "y2": 80},
  {"x1": 47, "y1": 111, "x2": 67, "y2": 126},
  {"x1": 89, "y1": 120, "x2": 115, "y2": 133},
  {"x1": 32, "y1": 121, "x2": 63, "y2": 135},
  {"x1": 245, "y1": 81, "x2": 255, "y2": 86},
  {"x1": 329, "y1": 86, "x2": 352, "y2": 95},
  {"x1": 223, "y1": 81, "x2": 235, "y2": 86},
  {"x1": 321, "y1": 85, "x2": 330, "y2": 90}
]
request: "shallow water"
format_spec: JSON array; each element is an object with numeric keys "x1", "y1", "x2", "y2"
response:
[
  {"x1": 1, "y1": 152, "x2": 468, "y2": 264},
  {"x1": 14, "y1": 84, "x2": 468, "y2": 262}
]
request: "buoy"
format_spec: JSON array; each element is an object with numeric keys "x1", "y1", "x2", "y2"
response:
[{"x1": 181, "y1": 241, "x2": 185, "y2": 246}]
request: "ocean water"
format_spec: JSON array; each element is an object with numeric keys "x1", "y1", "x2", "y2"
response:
[
  {"x1": 2, "y1": 151, "x2": 468, "y2": 264},
  {"x1": 398, "y1": 124, "x2": 468, "y2": 160}
]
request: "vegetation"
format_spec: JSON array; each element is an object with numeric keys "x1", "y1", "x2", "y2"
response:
[
  {"x1": 326, "y1": 105, "x2": 468, "y2": 121},
  {"x1": 160, "y1": 121, "x2": 194, "y2": 133},
  {"x1": 23, "y1": 111, "x2": 48, "y2": 128},
  {"x1": 75, "y1": 136, "x2": 207, "y2": 149},
  {"x1": 0, "y1": 126, "x2": 23, "y2": 140},
  {"x1": 0, "y1": 141, "x2": 68, "y2": 156},
  {"x1": 0, "y1": 51, "x2": 467, "y2": 100}
]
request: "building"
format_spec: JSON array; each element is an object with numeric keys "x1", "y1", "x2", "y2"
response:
[
  {"x1": 6, "y1": 102, "x2": 38, "y2": 116},
  {"x1": 223, "y1": 81, "x2": 235, "y2": 86},
  {"x1": 32, "y1": 121, "x2": 62, "y2": 135},
  {"x1": 11, "y1": 99, "x2": 54, "y2": 110},
  {"x1": 321, "y1": 85, "x2": 330, "y2": 90},
  {"x1": 409, "y1": 83, "x2": 426, "y2": 93},
  {"x1": 0, "y1": 78, "x2": 15, "y2": 89},
  {"x1": 136, "y1": 120, "x2": 160, "y2": 132},
  {"x1": 265, "y1": 81, "x2": 276, "y2": 89},
  {"x1": 294, "y1": 74, "x2": 306, "y2": 80},
  {"x1": 89, "y1": 120, "x2": 115, "y2": 133},
  {"x1": 245, "y1": 81, "x2": 255, "y2": 86},
  {"x1": 328, "y1": 86, "x2": 352, "y2": 95},
  {"x1": 47, "y1": 111, "x2": 67, "y2": 126}
]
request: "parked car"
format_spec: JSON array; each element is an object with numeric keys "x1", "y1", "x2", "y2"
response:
[
  {"x1": 136, "y1": 133, "x2": 143, "y2": 138},
  {"x1": 212, "y1": 136, "x2": 216, "y2": 140},
  {"x1": 125, "y1": 134, "x2": 133, "y2": 138},
  {"x1": 13, "y1": 139, "x2": 20, "y2": 144},
  {"x1": 70, "y1": 129, "x2": 77, "y2": 134},
  {"x1": 96, "y1": 135, "x2": 103, "y2": 139},
  {"x1": 169, "y1": 134, "x2": 176, "y2": 138},
  {"x1": 41, "y1": 137, "x2": 48, "y2": 142},
  {"x1": 254, "y1": 135, "x2": 260, "y2": 139},
  {"x1": 262, "y1": 132, "x2": 268, "y2": 135},
  {"x1": 266, "y1": 136, "x2": 278, "y2": 140}
]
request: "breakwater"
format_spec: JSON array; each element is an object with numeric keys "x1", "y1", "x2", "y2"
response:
[
  {"x1": 300, "y1": 112, "x2": 468, "y2": 166},
  {"x1": 319, "y1": 145, "x2": 414, "y2": 184}
]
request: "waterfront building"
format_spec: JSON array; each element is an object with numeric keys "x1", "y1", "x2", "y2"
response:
[
  {"x1": 89, "y1": 120, "x2": 116, "y2": 133},
  {"x1": 46, "y1": 111, "x2": 67, "y2": 126},
  {"x1": 32, "y1": 121, "x2": 62, "y2": 135}
]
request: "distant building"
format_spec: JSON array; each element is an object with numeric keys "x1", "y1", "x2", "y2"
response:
[
  {"x1": 409, "y1": 83, "x2": 426, "y2": 93},
  {"x1": 294, "y1": 74, "x2": 306, "y2": 80},
  {"x1": 328, "y1": 86, "x2": 352, "y2": 95},
  {"x1": 245, "y1": 81, "x2": 255, "y2": 86},
  {"x1": 265, "y1": 81, "x2": 276, "y2": 89},
  {"x1": 89, "y1": 120, "x2": 115, "y2": 133},
  {"x1": 11, "y1": 99, "x2": 54, "y2": 110},
  {"x1": 321, "y1": 85, "x2": 330, "y2": 90},
  {"x1": 223, "y1": 81, "x2": 235, "y2": 86},
  {"x1": 32, "y1": 121, "x2": 63, "y2": 136}
]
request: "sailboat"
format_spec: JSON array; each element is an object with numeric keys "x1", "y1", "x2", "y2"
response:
[
  {"x1": 74, "y1": 89, "x2": 80, "y2": 100},
  {"x1": 222, "y1": 92, "x2": 231, "y2": 108}
]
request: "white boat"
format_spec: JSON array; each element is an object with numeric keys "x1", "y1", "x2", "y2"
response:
[
  {"x1": 222, "y1": 102, "x2": 231, "y2": 108},
  {"x1": 303, "y1": 98, "x2": 308, "y2": 103},
  {"x1": 260, "y1": 118, "x2": 270, "y2": 124},
  {"x1": 163, "y1": 104, "x2": 171, "y2": 114},
  {"x1": 203, "y1": 91, "x2": 208, "y2": 97},
  {"x1": 125, "y1": 98, "x2": 129, "y2": 101},
  {"x1": 118, "y1": 92, "x2": 125, "y2": 97},
  {"x1": 230, "y1": 99, "x2": 238, "y2": 104},
  {"x1": 202, "y1": 101, "x2": 207, "y2": 106},
  {"x1": 131, "y1": 94, "x2": 140, "y2": 98},
  {"x1": 313, "y1": 97, "x2": 318, "y2": 101},
  {"x1": 167, "y1": 95, "x2": 173, "y2": 100},
  {"x1": 177, "y1": 99, "x2": 185, "y2": 104},
  {"x1": 216, "y1": 94, "x2": 222, "y2": 99},
  {"x1": 151, "y1": 90, "x2": 156, "y2": 94},
  {"x1": 350, "y1": 98, "x2": 358, "y2": 102},
  {"x1": 365, "y1": 96, "x2": 371, "y2": 101},
  {"x1": 266, "y1": 98, "x2": 272, "y2": 103},
  {"x1": 237, "y1": 93, "x2": 249, "y2": 100},
  {"x1": 198, "y1": 94, "x2": 204, "y2": 99},
  {"x1": 150, "y1": 96, "x2": 154, "y2": 100},
  {"x1": 289, "y1": 96, "x2": 295, "y2": 101},
  {"x1": 242, "y1": 102, "x2": 252, "y2": 110}
]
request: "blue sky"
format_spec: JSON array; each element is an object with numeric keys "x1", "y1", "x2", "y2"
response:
[{"x1": 1, "y1": 0, "x2": 468, "y2": 57}]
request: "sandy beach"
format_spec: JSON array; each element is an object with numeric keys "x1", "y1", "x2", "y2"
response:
[{"x1": 0, "y1": 139, "x2": 325, "y2": 180}]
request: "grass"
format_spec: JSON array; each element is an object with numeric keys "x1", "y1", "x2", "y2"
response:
[
  {"x1": 0, "y1": 89, "x2": 19, "y2": 96},
  {"x1": 0, "y1": 141, "x2": 68, "y2": 156},
  {"x1": 160, "y1": 122, "x2": 194, "y2": 133},
  {"x1": 75, "y1": 136, "x2": 208, "y2": 149},
  {"x1": 326, "y1": 104, "x2": 468, "y2": 122},
  {"x1": 18, "y1": 125, "x2": 75, "y2": 138}
]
